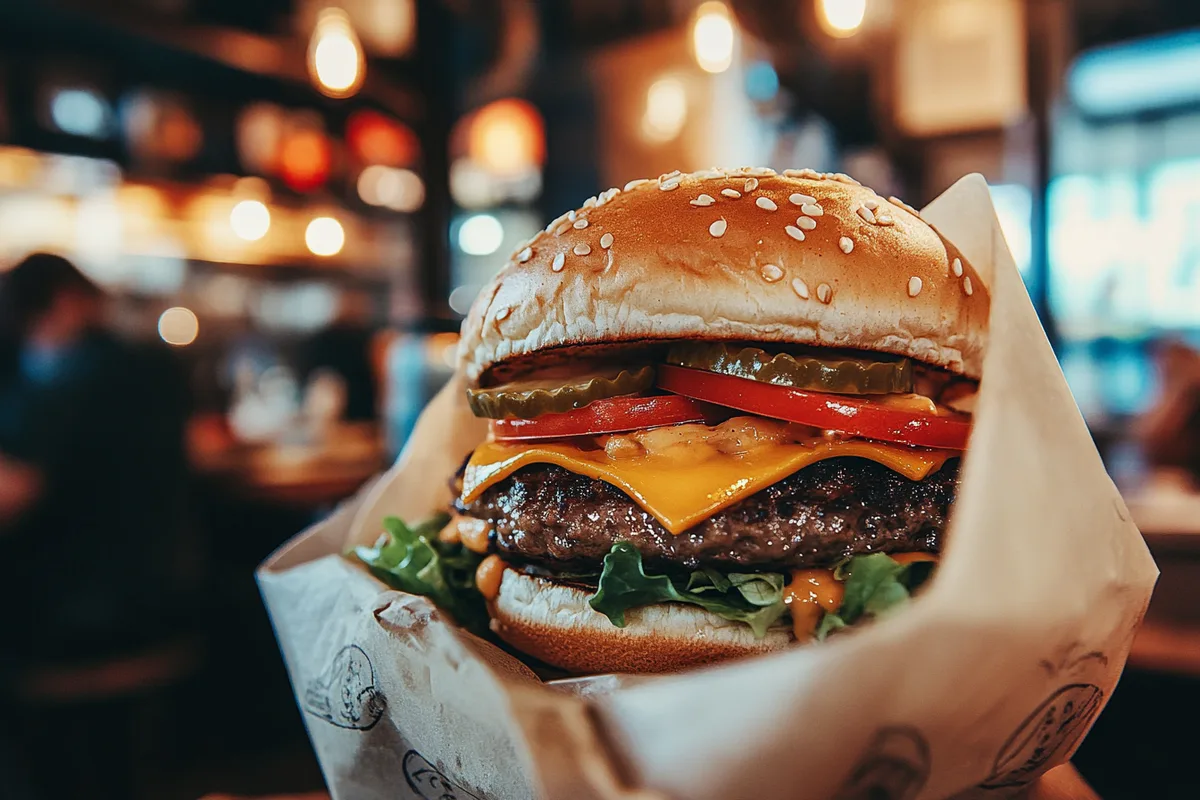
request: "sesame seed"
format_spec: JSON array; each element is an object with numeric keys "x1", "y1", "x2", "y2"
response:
[
  {"x1": 785, "y1": 225, "x2": 806, "y2": 242},
  {"x1": 695, "y1": 168, "x2": 724, "y2": 179},
  {"x1": 600, "y1": 232, "x2": 614, "y2": 249},
  {"x1": 574, "y1": 243, "x2": 592, "y2": 256},
  {"x1": 555, "y1": 223, "x2": 571, "y2": 236},
  {"x1": 857, "y1": 206, "x2": 876, "y2": 224},
  {"x1": 567, "y1": 210, "x2": 577, "y2": 221},
  {"x1": 876, "y1": 214, "x2": 894, "y2": 226},
  {"x1": 784, "y1": 168, "x2": 823, "y2": 179},
  {"x1": 789, "y1": 193, "x2": 816, "y2": 206},
  {"x1": 952, "y1": 257, "x2": 963, "y2": 277},
  {"x1": 496, "y1": 307, "x2": 510, "y2": 320},
  {"x1": 839, "y1": 236, "x2": 854, "y2": 254},
  {"x1": 760, "y1": 264, "x2": 784, "y2": 282},
  {"x1": 801, "y1": 203, "x2": 824, "y2": 217},
  {"x1": 829, "y1": 172, "x2": 860, "y2": 186},
  {"x1": 661, "y1": 170, "x2": 682, "y2": 181},
  {"x1": 624, "y1": 178, "x2": 650, "y2": 191},
  {"x1": 546, "y1": 212, "x2": 570, "y2": 232},
  {"x1": 797, "y1": 216, "x2": 817, "y2": 231},
  {"x1": 573, "y1": 218, "x2": 589, "y2": 229},
  {"x1": 517, "y1": 247, "x2": 532, "y2": 263},
  {"x1": 601, "y1": 187, "x2": 620, "y2": 203},
  {"x1": 721, "y1": 188, "x2": 742, "y2": 199},
  {"x1": 817, "y1": 283, "x2": 832, "y2": 304},
  {"x1": 908, "y1": 276, "x2": 923, "y2": 297},
  {"x1": 583, "y1": 196, "x2": 598, "y2": 208},
  {"x1": 552, "y1": 253, "x2": 565, "y2": 271},
  {"x1": 690, "y1": 194, "x2": 716, "y2": 207},
  {"x1": 744, "y1": 178, "x2": 759, "y2": 192},
  {"x1": 963, "y1": 276, "x2": 974, "y2": 296},
  {"x1": 791, "y1": 278, "x2": 809, "y2": 299},
  {"x1": 747, "y1": 167, "x2": 776, "y2": 176},
  {"x1": 660, "y1": 178, "x2": 681, "y2": 191},
  {"x1": 756, "y1": 197, "x2": 777, "y2": 211},
  {"x1": 864, "y1": 199, "x2": 880, "y2": 210},
  {"x1": 709, "y1": 218, "x2": 728, "y2": 238}
]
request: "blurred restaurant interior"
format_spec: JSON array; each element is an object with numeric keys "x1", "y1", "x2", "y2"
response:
[{"x1": 3, "y1": 0, "x2": 1200, "y2": 797}]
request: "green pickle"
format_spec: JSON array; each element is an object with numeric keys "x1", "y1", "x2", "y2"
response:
[
  {"x1": 668, "y1": 342, "x2": 912, "y2": 394},
  {"x1": 467, "y1": 365, "x2": 655, "y2": 419}
]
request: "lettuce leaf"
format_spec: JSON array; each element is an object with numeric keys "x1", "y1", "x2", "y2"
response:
[
  {"x1": 815, "y1": 553, "x2": 935, "y2": 641},
  {"x1": 353, "y1": 514, "x2": 490, "y2": 637},
  {"x1": 589, "y1": 542, "x2": 788, "y2": 638}
]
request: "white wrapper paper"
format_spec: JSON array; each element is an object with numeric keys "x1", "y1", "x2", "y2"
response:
[{"x1": 258, "y1": 175, "x2": 1157, "y2": 800}]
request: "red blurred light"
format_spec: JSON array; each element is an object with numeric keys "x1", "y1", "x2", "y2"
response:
[
  {"x1": 346, "y1": 110, "x2": 418, "y2": 167},
  {"x1": 279, "y1": 129, "x2": 332, "y2": 192}
]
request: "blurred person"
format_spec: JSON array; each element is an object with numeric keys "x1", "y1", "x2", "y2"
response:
[
  {"x1": 0, "y1": 253, "x2": 194, "y2": 800},
  {"x1": 1136, "y1": 338, "x2": 1200, "y2": 481}
]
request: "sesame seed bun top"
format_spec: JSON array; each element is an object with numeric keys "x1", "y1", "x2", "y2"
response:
[{"x1": 457, "y1": 167, "x2": 990, "y2": 383}]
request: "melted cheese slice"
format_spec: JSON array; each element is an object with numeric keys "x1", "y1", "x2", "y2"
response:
[{"x1": 462, "y1": 428, "x2": 951, "y2": 535}]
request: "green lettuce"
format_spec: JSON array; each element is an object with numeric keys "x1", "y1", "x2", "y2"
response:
[
  {"x1": 353, "y1": 513, "x2": 490, "y2": 637},
  {"x1": 589, "y1": 542, "x2": 788, "y2": 638},
  {"x1": 815, "y1": 553, "x2": 935, "y2": 640}
]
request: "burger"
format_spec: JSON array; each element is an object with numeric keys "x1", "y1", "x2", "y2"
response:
[{"x1": 357, "y1": 167, "x2": 988, "y2": 675}]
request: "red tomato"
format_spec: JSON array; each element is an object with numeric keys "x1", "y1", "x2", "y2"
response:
[
  {"x1": 656, "y1": 365, "x2": 971, "y2": 450},
  {"x1": 489, "y1": 395, "x2": 712, "y2": 441}
]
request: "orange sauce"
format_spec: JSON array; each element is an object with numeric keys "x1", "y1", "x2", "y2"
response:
[
  {"x1": 475, "y1": 555, "x2": 507, "y2": 601},
  {"x1": 784, "y1": 569, "x2": 845, "y2": 640},
  {"x1": 457, "y1": 516, "x2": 491, "y2": 554},
  {"x1": 438, "y1": 517, "x2": 461, "y2": 544}
]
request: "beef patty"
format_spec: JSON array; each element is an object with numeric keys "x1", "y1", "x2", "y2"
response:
[{"x1": 455, "y1": 457, "x2": 959, "y2": 574}]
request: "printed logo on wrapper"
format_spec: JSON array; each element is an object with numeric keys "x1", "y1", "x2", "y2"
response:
[
  {"x1": 979, "y1": 683, "x2": 1104, "y2": 789},
  {"x1": 302, "y1": 644, "x2": 387, "y2": 730},
  {"x1": 831, "y1": 726, "x2": 931, "y2": 800},
  {"x1": 403, "y1": 750, "x2": 484, "y2": 800}
]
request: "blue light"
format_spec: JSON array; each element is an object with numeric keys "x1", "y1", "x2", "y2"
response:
[
  {"x1": 1069, "y1": 31, "x2": 1200, "y2": 117},
  {"x1": 50, "y1": 89, "x2": 109, "y2": 138},
  {"x1": 745, "y1": 61, "x2": 779, "y2": 102}
]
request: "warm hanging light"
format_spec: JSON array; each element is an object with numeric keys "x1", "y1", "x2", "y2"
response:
[
  {"x1": 692, "y1": 2, "x2": 736, "y2": 74},
  {"x1": 818, "y1": 0, "x2": 867, "y2": 38},
  {"x1": 308, "y1": 8, "x2": 366, "y2": 98}
]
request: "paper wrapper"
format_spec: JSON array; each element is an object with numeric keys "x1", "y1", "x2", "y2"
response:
[{"x1": 258, "y1": 175, "x2": 1157, "y2": 800}]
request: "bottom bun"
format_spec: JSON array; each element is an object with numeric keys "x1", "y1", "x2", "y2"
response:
[{"x1": 488, "y1": 569, "x2": 793, "y2": 674}]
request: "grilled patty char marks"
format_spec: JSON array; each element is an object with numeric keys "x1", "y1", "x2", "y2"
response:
[{"x1": 455, "y1": 457, "x2": 959, "y2": 573}]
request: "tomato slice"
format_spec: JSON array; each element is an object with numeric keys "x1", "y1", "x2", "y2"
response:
[
  {"x1": 489, "y1": 394, "x2": 712, "y2": 441},
  {"x1": 657, "y1": 365, "x2": 971, "y2": 450}
]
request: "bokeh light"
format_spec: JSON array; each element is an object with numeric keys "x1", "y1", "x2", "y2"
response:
[
  {"x1": 51, "y1": 89, "x2": 109, "y2": 138},
  {"x1": 305, "y1": 216, "x2": 345, "y2": 256},
  {"x1": 692, "y1": 2, "x2": 735, "y2": 74},
  {"x1": 308, "y1": 8, "x2": 365, "y2": 98},
  {"x1": 158, "y1": 306, "x2": 199, "y2": 346},
  {"x1": 457, "y1": 214, "x2": 504, "y2": 256},
  {"x1": 819, "y1": 0, "x2": 867, "y2": 37},
  {"x1": 467, "y1": 99, "x2": 545, "y2": 176},
  {"x1": 641, "y1": 77, "x2": 688, "y2": 143},
  {"x1": 230, "y1": 199, "x2": 271, "y2": 241}
]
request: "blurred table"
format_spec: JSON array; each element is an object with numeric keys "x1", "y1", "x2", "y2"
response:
[
  {"x1": 190, "y1": 418, "x2": 385, "y2": 509},
  {"x1": 1125, "y1": 475, "x2": 1200, "y2": 678}
]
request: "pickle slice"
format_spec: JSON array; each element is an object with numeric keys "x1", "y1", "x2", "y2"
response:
[
  {"x1": 667, "y1": 342, "x2": 912, "y2": 394},
  {"x1": 467, "y1": 366, "x2": 655, "y2": 419}
]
